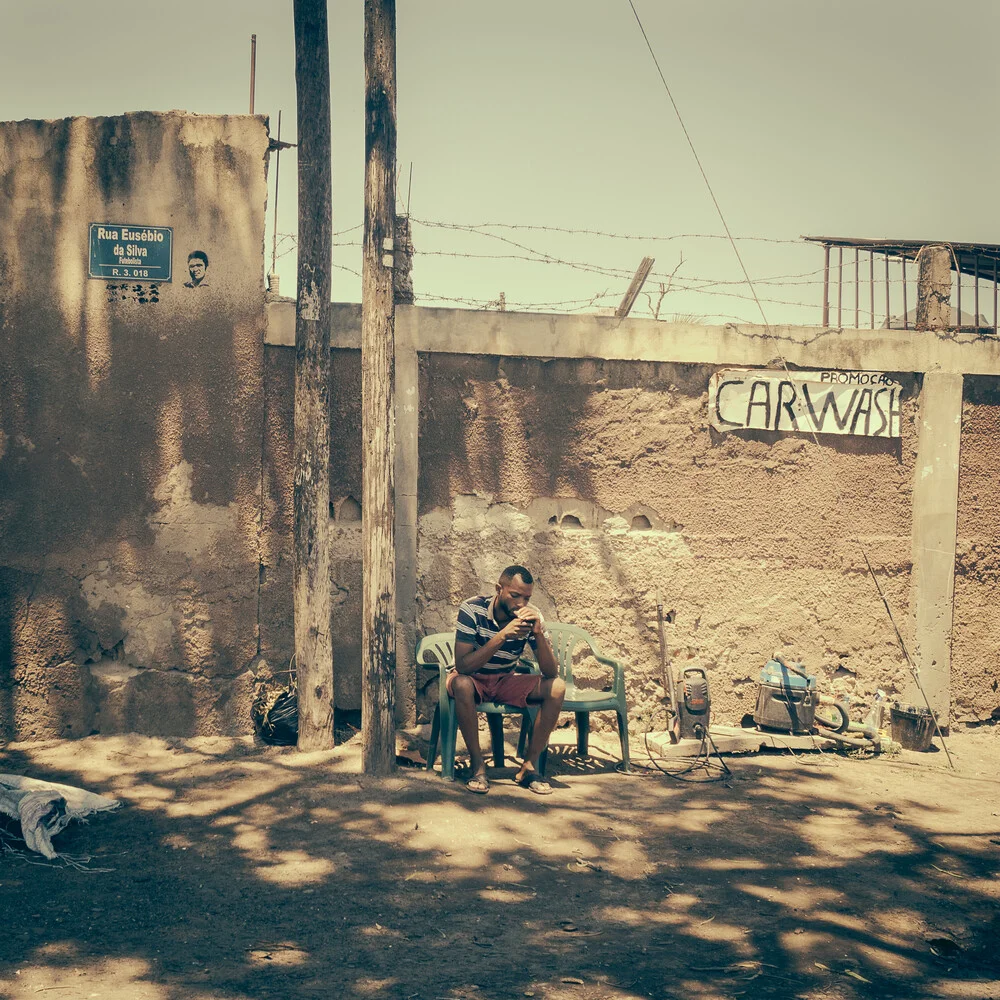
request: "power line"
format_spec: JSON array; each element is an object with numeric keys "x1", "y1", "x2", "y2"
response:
[{"x1": 625, "y1": 0, "x2": 773, "y2": 332}]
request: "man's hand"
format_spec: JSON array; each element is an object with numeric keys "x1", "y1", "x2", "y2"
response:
[
  {"x1": 514, "y1": 606, "x2": 544, "y2": 637},
  {"x1": 504, "y1": 611, "x2": 535, "y2": 640}
]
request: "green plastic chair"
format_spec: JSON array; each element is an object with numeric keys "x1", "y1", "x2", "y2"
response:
[
  {"x1": 416, "y1": 632, "x2": 541, "y2": 781},
  {"x1": 525, "y1": 622, "x2": 631, "y2": 772}
]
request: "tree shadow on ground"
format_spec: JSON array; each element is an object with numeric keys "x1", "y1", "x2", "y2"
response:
[{"x1": 0, "y1": 732, "x2": 998, "y2": 1000}]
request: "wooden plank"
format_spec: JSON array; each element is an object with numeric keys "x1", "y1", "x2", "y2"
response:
[
  {"x1": 615, "y1": 256, "x2": 655, "y2": 319},
  {"x1": 644, "y1": 725, "x2": 833, "y2": 759}
]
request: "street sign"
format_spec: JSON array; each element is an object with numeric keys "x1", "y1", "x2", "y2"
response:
[{"x1": 88, "y1": 223, "x2": 173, "y2": 281}]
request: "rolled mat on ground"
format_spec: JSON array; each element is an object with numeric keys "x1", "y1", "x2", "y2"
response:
[{"x1": 0, "y1": 774, "x2": 120, "y2": 859}]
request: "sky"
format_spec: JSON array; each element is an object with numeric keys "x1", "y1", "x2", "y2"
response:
[{"x1": 3, "y1": 0, "x2": 998, "y2": 326}]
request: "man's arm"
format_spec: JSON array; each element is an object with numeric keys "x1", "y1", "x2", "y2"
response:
[{"x1": 530, "y1": 623, "x2": 558, "y2": 678}]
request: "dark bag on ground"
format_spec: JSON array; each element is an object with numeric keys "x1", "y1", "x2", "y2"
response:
[{"x1": 251, "y1": 676, "x2": 299, "y2": 745}]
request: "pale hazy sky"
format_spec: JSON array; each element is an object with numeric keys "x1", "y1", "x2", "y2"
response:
[{"x1": 3, "y1": 1, "x2": 998, "y2": 325}]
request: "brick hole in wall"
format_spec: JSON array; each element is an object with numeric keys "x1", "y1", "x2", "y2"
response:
[{"x1": 333, "y1": 496, "x2": 362, "y2": 522}]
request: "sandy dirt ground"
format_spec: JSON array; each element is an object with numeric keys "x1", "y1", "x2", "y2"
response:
[{"x1": 0, "y1": 723, "x2": 998, "y2": 1000}]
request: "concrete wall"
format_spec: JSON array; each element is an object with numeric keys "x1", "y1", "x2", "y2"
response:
[
  {"x1": 414, "y1": 354, "x2": 919, "y2": 728},
  {"x1": 0, "y1": 112, "x2": 269, "y2": 739},
  {"x1": 953, "y1": 376, "x2": 1000, "y2": 722},
  {"x1": 260, "y1": 328, "x2": 365, "y2": 711},
  {"x1": 2, "y1": 109, "x2": 996, "y2": 738},
  {"x1": 268, "y1": 304, "x2": 999, "y2": 732}
]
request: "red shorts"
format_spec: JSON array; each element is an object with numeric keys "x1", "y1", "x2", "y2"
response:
[{"x1": 446, "y1": 670, "x2": 540, "y2": 708}]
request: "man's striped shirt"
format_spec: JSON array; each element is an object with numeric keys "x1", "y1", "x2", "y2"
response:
[{"x1": 455, "y1": 595, "x2": 537, "y2": 674}]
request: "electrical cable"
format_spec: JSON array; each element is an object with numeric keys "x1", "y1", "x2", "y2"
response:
[{"x1": 640, "y1": 729, "x2": 732, "y2": 783}]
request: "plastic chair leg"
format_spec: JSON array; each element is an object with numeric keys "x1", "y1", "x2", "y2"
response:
[
  {"x1": 576, "y1": 712, "x2": 590, "y2": 755},
  {"x1": 441, "y1": 708, "x2": 458, "y2": 780},
  {"x1": 617, "y1": 710, "x2": 631, "y2": 772},
  {"x1": 487, "y1": 713, "x2": 506, "y2": 767},
  {"x1": 427, "y1": 704, "x2": 441, "y2": 771}
]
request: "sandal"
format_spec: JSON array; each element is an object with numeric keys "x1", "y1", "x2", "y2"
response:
[
  {"x1": 466, "y1": 771, "x2": 490, "y2": 794},
  {"x1": 514, "y1": 770, "x2": 553, "y2": 795}
]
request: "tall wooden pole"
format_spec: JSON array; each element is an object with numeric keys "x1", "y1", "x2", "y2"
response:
[
  {"x1": 293, "y1": 0, "x2": 334, "y2": 751},
  {"x1": 361, "y1": 0, "x2": 397, "y2": 774}
]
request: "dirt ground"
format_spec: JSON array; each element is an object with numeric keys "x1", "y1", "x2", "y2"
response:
[{"x1": 0, "y1": 722, "x2": 998, "y2": 1000}]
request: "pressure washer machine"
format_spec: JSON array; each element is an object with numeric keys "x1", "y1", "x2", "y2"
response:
[{"x1": 677, "y1": 666, "x2": 711, "y2": 740}]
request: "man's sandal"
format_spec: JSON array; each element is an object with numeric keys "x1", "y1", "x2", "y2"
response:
[
  {"x1": 514, "y1": 770, "x2": 553, "y2": 795},
  {"x1": 466, "y1": 772, "x2": 490, "y2": 794}
]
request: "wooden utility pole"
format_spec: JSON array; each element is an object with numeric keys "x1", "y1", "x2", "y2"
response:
[
  {"x1": 361, "y1": 0, "x2": 397, "y2": 774},
  {"x1": 292, "y1": 0, "x2": 334, "y2": 751}
]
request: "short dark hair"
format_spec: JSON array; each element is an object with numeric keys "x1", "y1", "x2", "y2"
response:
[
  {"x1": 188, "y1": 250, "x2": 209, "y2": 267},
  {"x1": 499, "y1": 564, "x2": 533, "y2": 585}
]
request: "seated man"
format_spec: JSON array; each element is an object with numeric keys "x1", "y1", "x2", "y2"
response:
[{"x1": 450, "y1": 564, "x2": 565, "y2": 795}]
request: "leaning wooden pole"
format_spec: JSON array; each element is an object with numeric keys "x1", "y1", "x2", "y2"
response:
[
  {"x1": 292, "y1": 0, "x2": 334, "y2": 751},
  {"x1": 361, "y1": 0, "x2": 397, "y2": 774}
]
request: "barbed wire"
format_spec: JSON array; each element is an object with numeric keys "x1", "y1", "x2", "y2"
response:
[
  {"x1": 410, "y1": 217, "x2": 800, "y2": 246},
  {"x1": 273, "y1": 221, "x2": 966, "y2": 321}
]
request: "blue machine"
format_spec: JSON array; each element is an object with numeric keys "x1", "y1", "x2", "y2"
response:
[{"x1": 753, "y1": 659, "x2": 817, "y2": 733}]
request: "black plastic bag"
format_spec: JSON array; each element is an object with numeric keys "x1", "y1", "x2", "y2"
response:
[{"x1": 251, "y1": 676, "x2": 299, "y2": 745}]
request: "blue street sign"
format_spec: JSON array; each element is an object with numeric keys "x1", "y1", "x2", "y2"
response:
[{"x1": 89, "y1": 223, "x2": 173, "y2": 281}]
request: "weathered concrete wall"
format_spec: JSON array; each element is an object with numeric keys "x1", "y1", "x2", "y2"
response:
[
  {"x1": 953, "y1": 376, "x2": 1000, "y2": 722},
  {"x1": 415, "y1": 355, "x2": 919, "y2": 729},
  {"x1": 260, "y1": 330, "x2": 365, "y2": 710},
  {"x1": 0, "y1": 113, "x2": 269, "y2": 738}
]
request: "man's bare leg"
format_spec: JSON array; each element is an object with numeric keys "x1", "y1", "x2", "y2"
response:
[
  {"x1": 451, "y1": 675, "x2": 488, "y2": 791},
  {"x1": 515, "y1": 676, "x2": 565, "y2": 789}
]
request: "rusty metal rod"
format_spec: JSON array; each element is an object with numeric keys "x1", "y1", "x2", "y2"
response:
[
  {"x1": 902, "y1": 257, "x2": 908, "y2": 330},
  {"x1": 885, "y1": 253, "x2": 890, "y2": 327},
  {"x1": 994, "y1": 259, "x2": 998, "y2": 336},
  {"x1": 822, "y1": 244, "x2": 830, "y2": 326},
  {"x1": 250, "y1": 34, "x2": 257, "y2": 114},
  {"x1": 854, "y1": 248, "x2": 859, "y2": 328},
  {"x1": 975, "y1": 256, "x2": 980, "y2": 332},
  {"x1": 837, "y1": 246, "x2": 843, "y2": 327},
  {"x1": 957, "y1": 261, "x2": 962, "y2": 330},
  {"x1": 270, "y1": 110, "x2": 282, "y2": 277},
  {"x1": 870, "y1": 251, "x2": 875, "y2": 328}
]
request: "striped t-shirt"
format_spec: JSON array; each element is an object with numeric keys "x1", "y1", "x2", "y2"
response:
[{"x1": 455, "y1": 595, "x2": 538, "y2": 674}]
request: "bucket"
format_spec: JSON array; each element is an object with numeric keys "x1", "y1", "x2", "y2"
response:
[{"x1": 890, "y1": 704, "x2": 935, "y2": 751}]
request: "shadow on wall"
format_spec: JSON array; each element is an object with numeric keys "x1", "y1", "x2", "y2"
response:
[
  {"x1": 120, "y1": 671, "x2": 197, "y2": 737},
  {"x1": 0, "y1": 113, "x2": 268, "y2": 739},
  {"x1": 415, "y1": 354, "x2": 920, "y2": 730},
  {"x1": 0, "y1": 568, "x2": 19, "y2": 740}
]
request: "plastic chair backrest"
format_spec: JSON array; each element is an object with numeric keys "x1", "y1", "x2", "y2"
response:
[
  {"x1": 541, "y1": 622, "x2": 603, "y2": 688},
  {"x1": 415, "y1": 632, "x2": 455, "y2": 671}
]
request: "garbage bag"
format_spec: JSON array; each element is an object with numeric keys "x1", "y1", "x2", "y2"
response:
[{"x1": 251, "y1": 675, "x2": 298, "y2": 745}]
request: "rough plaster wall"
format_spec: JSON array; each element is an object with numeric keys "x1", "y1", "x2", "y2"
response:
[
  {"x1": 953, "y1": 376, "x2": 1000, "y2": 722},
  {"x1": 0, "y1": 113, "x2": 268, "y2": 738},
  {"x1": 260, "y1": 340, "x2": 364, "y2": 709},
  {"x1": 416, "y1": 355, "x2": 919, "y2": 730}
]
